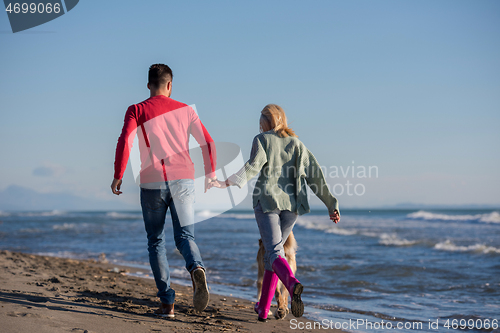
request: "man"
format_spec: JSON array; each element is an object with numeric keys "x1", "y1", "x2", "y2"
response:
[{"x1": 111, "y1": 64, "x2": 217, "y2": 317}]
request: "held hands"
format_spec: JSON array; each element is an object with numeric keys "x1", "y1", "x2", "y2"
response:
[
  {"x1": 207, "y1": 179, "x2": 231, "y2": 190},
  {"x1": 205, "y1": 176, "x2": 220, "y2": 192},
  {"x1": 330, "y1": 210, "x2": 340, "y2": 224}
]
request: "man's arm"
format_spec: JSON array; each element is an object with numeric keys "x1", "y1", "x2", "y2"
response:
[
  {"x1": 111, "y1": 105, "x2": 137, "y2": 195},
  {"x1": 189, "y1": 108, "x2": 217, "y2": 192}
]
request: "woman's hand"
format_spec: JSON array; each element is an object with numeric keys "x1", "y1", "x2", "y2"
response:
[{"x1": 330, "y1": 210, "x2": 340, "y2": 224}]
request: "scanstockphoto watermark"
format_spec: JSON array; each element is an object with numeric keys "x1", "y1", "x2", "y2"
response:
[
  {"x1": 290, "y1": 318, "x2": 499, "y2": 331},
  {"x1": 251, "y1": 162, "x2": 378, "y2": 198},
  {"x1": 314, "y1": 162, "x2": 378, "y2": 197},
  {"x1": 290, "y1": 318, "x2": 425, "y2": 330}
]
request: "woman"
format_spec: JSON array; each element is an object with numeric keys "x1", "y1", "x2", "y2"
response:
[{"x1": 212, "y1": 104, "x2": 340, "y2": 322}]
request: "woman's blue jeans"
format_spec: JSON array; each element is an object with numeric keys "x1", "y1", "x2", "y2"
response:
[
  {"x1": 140, "y1": 179, "x2": 204, "y2": 305},
  {"x1": 254, "y1": 202, "x2": 298, "y2": 271}
]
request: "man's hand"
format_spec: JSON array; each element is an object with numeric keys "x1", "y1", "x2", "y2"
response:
[
  {"x1": 329, "y1": 210, "x2": 340, "y2": 224},
  {"x1": 111, "y1": 178, "x2": 123, "y2": 195},
  {"x1": 205, "y1": 176, "x2": 219, "y2": 193}
]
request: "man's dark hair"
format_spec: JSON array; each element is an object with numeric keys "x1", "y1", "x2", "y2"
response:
[{"x1": 148, "y1": 64, "x2": 173, "y2": 88}]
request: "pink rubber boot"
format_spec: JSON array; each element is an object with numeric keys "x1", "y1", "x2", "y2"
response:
[
  {"x1": 254, "y1": 269, "x2": 279, "y2": 322},
  {"x1": 272, "y1": 256, "x2": 304, "y2": 317}
]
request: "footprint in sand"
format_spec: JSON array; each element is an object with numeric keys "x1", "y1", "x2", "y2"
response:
[
  {"x1": 26, "y1": 295, "x2": 50, "y2": 303},
  {"x1": 7, "y1": 312, "x2": 42, "y2": 318},
  {"x1": 71, "y1": 329, "x2": 92, "y2": 333}
]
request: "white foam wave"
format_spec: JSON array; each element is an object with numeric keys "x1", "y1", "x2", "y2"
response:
[
  {"x1": 325, "y1": 228, "x2": 358, "y2": 236},
  {"x1": 434, "y1": 240, "x2": 500, "y2": 254},
  {"x1": 219, "y1": 213, "x2": 256, "y2": 220},
  {"x1": 360, "y1": 231, "x2": 380, "y2": 238},
  {"x1": 106, "y1": 212, "x2": 142, "y2": 219},
  {"x1": 407, "y1": 210, "x2": 500, "y2": 224},
  {"x1": 35, "y1": 251, "x2": 100, "y2": 260},
  {"x1": 18, "y1": 210, "x2": 65, "y2": 217},
  {"x1": 169, "y1": 268, "x2": 190, "y2": 278},
  {"x1": 479, "y1": 212, "x2": 500, "y2": 223},
  {"x1": 379, "y1": 233, "x2": 417, "y2": 246},
  {"x1": 195, "y1": 210, "x2": 222, "y2": 218},
  {"x1": 52, "y1": 223, "x2": 84, "y2": 230},
  {"x1": 0, "y1": 211, "x2": 10, "y2": 217},
  {"x1": 296, "y1": 217, "x2": 357, "y2": 235}
]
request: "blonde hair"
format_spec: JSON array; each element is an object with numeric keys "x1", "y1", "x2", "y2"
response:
[{"x1": 260, "y1": 104, "x2": 298, "y2": 138}]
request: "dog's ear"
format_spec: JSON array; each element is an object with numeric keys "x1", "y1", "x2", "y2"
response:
[{"x1": 258, "y1": 239, "x2": 263, "y2": 246}]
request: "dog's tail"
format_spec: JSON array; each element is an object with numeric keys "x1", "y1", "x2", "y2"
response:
[{"x1": 284, "y1": 231, "x2": 298, "y2": 254}]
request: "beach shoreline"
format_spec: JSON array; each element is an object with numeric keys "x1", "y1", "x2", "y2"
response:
[{"x1": 0, "y1": 250, "x2": 341, "y2": 333}]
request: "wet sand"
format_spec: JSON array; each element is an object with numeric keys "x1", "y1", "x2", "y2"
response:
[{"x1": 0, "y1": 251, "x2": 341, "y2": 332}]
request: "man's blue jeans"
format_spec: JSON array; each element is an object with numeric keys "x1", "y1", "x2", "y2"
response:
[{"x1": 140, "y1": 179, "x2": 204, "y2": 305}]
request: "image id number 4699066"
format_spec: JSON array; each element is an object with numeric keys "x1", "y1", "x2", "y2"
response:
[
  {"x1": 5, "y1": 2, "x2": 61, "y2": 14},
  {"x1": 444, "y1": 318, "x2": 498, "y2": 330}
]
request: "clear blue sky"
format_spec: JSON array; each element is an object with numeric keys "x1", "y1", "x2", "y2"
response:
[{"x1": 1, "y1": 0, "x2": 499, "y2": 209}]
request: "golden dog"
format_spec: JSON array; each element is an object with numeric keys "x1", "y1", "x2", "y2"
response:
[{"x1": 256, "y1": 231, "x2": 298, "y2": 320}]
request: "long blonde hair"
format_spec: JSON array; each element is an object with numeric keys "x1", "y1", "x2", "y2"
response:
[{"x1": 260, "y1": 104, "x2": 297, "y2": 138}]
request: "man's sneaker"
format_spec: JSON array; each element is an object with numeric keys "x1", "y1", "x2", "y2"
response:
[
  {"x1": 191, "y1": 267, "x2": 209, "y2": 312},
  {"x1": 154, "y1": 302, "x2": 175, "y2": 318}
]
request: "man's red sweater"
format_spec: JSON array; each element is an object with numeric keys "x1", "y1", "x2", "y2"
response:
[{"x1": 114, "y1": 95, "x2": 216, "y2": 183}]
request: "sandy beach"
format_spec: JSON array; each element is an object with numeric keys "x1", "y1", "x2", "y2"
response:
[{"x1": 0, "y1": 250, "x2": 340, "y2": 333}]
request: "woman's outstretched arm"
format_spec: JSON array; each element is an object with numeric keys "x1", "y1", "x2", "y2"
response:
[
  {"x1": 304, "y1": 149, "x2": 340, "y2": 223},
  {"x1": 213, "y1": 135, "x2": 267, "y2": 189}
]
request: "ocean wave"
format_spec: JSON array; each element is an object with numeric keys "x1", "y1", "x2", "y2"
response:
[
  {"x1": 52, "y1": 223, "x2": 77, "y2": 230},
  {"x1": 219, "y1": 213, "x2": 256, "y2": 220},
  {"x1": 195, "y1": 210, "x2": 222, "y2": 218},
  {"x1": 52, "y1": 223, "x2": 92, "y2": 230},
  {"x1": 479, "y1": 212, "x2": 500, "y2": 223},
  {"x1": 407, "y1": 210, "x2": 500, "y2": 224},
  {"x1": 312, "y1": 303, "x2": 406, "y2": 322},
  {"x1": 296, "y1": 217, "x2": 357, "y2": 235},
  {"x1": 17, "y1": 210, "x2": 65, "y2": 217},
  {"x1": 379, "y1": 233, "x2": 418, "y2": 246},
  {"x1": 434, "y1": 240, "x2": 500, "y2": 254},
  {"x1": 325, "y1": 228, "x2": 358, "y2": 236},
  {"x1": 35, "y1": 251, "x2": 101, "y2": 260},
  {"x1": 0, "y1": 211, "x2": 10, "y2": 217},
  {"x1": 169, "y1": 268, "x2": 190, "y2": 278},
  {"x1": 105, "y1": 212, "x2": 142, "y2": 219}
]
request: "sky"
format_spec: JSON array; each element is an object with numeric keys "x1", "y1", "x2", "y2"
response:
[{"x1": 0, "y1": 0, "x2": 499, "y2": 210}]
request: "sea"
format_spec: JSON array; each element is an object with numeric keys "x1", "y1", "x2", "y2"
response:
[{"x1": 1, "y1": 208, "x2": 499, "y2": 332}]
